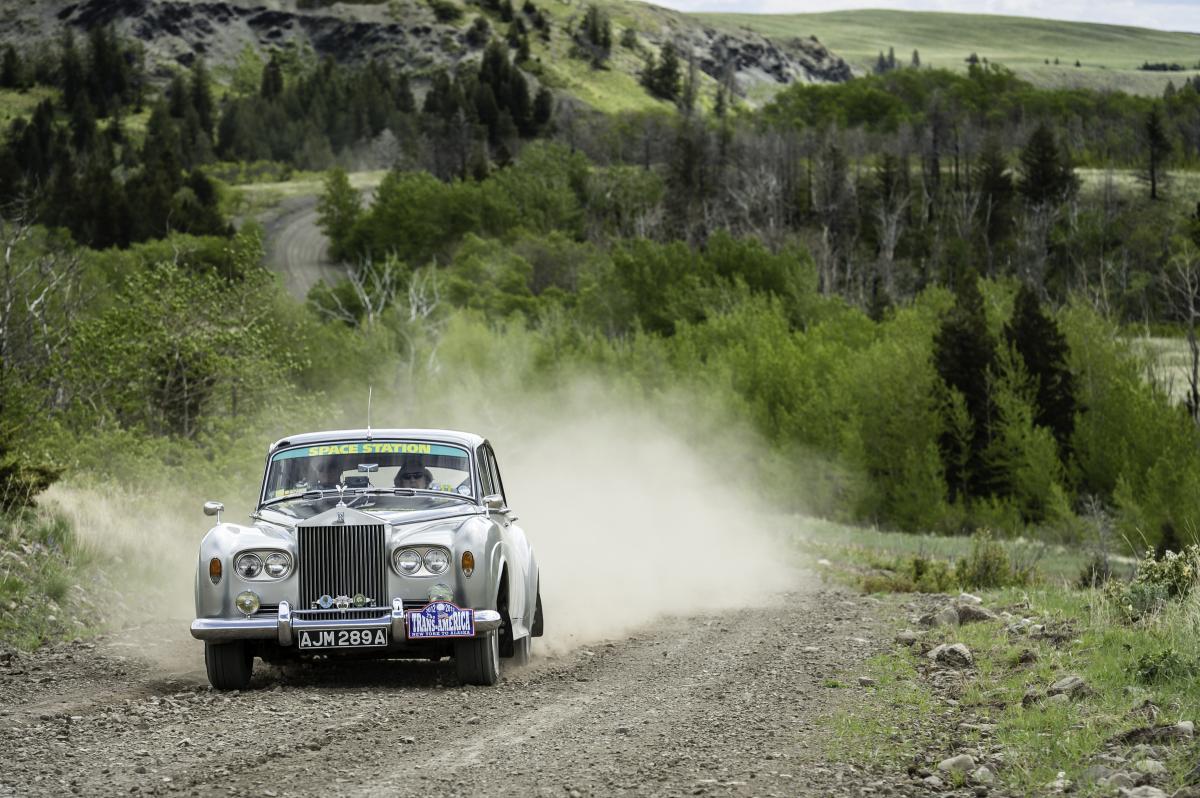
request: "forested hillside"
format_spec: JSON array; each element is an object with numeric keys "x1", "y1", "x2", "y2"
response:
[{"x1": 5, "y1": 19, "x2": 1200, "y2": 599}]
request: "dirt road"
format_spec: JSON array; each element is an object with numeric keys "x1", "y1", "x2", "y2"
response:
[
  {"x1": 0, "y1": 585, "x2": 896, "y2": 798},
  {"x1": 259, "y1": 194, "x2": 344, "y2": 300}
]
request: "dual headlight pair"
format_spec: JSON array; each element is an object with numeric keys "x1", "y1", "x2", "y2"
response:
[
  {"x1": 235, "y1": 551, "x2": 292, "y2": 580},
  {"x1": 393, "y1": 547, "x2": 449, "y2": 576}
]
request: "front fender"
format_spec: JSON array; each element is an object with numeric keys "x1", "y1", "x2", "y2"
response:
[{"x1": 195, "y1": 522, "x2": 296, "y2": 619}]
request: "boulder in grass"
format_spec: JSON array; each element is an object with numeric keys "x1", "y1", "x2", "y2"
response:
[
  {"x1": 956, "y1": 603, "x2": 998, "y2": 624},
  {"x1": 928, "y1": 643, "x2": 974, "y2": 668},
  {"x1": 1046, "y1": 675, "x2": 1090, "y2": 699}
]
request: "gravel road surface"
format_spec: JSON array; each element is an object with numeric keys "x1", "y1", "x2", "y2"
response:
[
  {"x1": 259, "y1": 194, "x2": 344, "y2": 300},
  {"x1": 0, "y1": 584, "x2": 896, "y2": 798}
]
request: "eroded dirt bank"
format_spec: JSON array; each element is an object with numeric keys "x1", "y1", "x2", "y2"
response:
[{"x1": 0, "y1": 584, "x2": 897, "y2": 798}]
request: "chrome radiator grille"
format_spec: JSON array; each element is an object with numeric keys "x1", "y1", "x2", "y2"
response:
[{"x1": 297, "y1": 524, "x2": 387, "y2": 609}]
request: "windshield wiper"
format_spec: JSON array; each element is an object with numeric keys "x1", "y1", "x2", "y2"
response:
[{"x1": 260, "y1": 488, "x2": 356, "y2": 508}]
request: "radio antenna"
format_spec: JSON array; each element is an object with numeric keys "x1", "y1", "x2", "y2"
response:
[{"x1": 367, "y1": 385, "x2": 373, "y2": 439}]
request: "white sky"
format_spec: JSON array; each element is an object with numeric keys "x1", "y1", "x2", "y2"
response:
[{"x1": 651, "y1": 0, "x2": 1200, "y2": 34}]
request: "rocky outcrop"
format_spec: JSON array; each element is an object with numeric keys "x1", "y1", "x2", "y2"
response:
[
  {"x1": 3, "y1": 0, "x2": 851, "y2": 98},
  {"x1": 7, "y1": 0, "x2": 469, "y2": 78}
]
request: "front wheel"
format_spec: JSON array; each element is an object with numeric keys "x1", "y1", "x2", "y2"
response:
[
  {"x1": 204, "y1": 641, "x2": 254, "y2": 690},
  {"x1": 455, "y1": 631, "x2": 500, "y2": 685}
]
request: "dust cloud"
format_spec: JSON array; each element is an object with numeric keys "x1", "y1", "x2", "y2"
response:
[{"x1": 395, "y1": 379, "x2": 805, "y2": 650}]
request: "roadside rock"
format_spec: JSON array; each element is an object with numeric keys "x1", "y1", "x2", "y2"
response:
[
  {"x1": 957, "y1": 593, "x2": 983, "y2": 605},
  {"x1": 920, "y1": 605, "x2": 961, "y2": 628},
  {"x1": 1046, "y1": 675, "x2": 1090, "y2": 699},
  {"x1": 857, "y1": 677, "x2": 877, "y2": 687},
  {"x1": 928, "y1": 643, "x2": 974, "y2": 668},
  {"x1": 1104, "y1": 772, "x2": 1136, "y2": 789},
  {"x1": 1080, "y1": 764, "x2": 1114, "y2": 784},
  {"x1": 956, "y1": 604, "x2": 998, "y2": 624},
  {"x1": 1111, "y1": 720, "x2": 1194, "y2": 745},
  {"x1": 1022, "y1": 687, "x2": 1043, "y2": 707},
  {"x1": 1119, "y1": 787, "x2": 1167, "y2": 798},
  {"x1": 937, "y1": 754, "x2": 976, "y2": 775},
  {"x1": 1134, "y1": 759, "x2": 1167, "y2": 775},
  {"x1": 971, "y1": 765, "x2": 994, "y2": 784},
  {"x1": 895, "y1": 630, "x2": 921, "y2": 646}
]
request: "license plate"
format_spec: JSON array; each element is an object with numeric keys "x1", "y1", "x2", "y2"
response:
[
  {"x1": 406, "y1": 601, "x2": 475, "y2": 639},
  {"x1": 297, "y1": 628, "x2": 389, "y2": 650}
]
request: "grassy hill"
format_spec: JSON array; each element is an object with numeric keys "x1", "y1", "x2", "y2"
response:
[{"x1": 696, "y1": 8, "x2": 1200, "y2": 95}]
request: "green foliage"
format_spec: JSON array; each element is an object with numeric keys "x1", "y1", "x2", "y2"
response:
[
  {"x1": 955, "y1": 529, "x2": 1033, "y2": 589},
  {"x1": 316, "y1": 167, "x2": 361, "y2": 262},
  {"x1": 1131, "y1": 647, "x2": 1197, "y2": 683},
  {"x1": 1105, "y1": 546, "x2": 1200, "y2": 621},
  {"x1": 1017, "y1": 123, "x2": 1079, "y2": 206},
  {"x1": 860, "y1": 553, "x2": 957, "y2": 593},
  {"x1": 427, "y1": 0, "x2": 464, "y2": 22},
  {"x1": 641, "y1": 43, "x2": 681, "y2": 103}
]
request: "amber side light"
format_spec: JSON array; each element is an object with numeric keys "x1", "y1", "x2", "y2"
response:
[
  {"x1": 461, "y1": 551, "x2": 475, "y2": 577},
  {"x1": 209, "y1": 557, "x2": 222, "y2": 584}
]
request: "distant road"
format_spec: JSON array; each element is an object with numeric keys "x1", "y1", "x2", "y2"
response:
[{"x1": 251, "y1": 171, "x2": 385, "y2": 300}]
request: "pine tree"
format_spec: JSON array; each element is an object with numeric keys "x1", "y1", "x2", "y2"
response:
[
  {"x1": 395, "y1": 72, "x2": 415, "y2": 112},
  {"x1": 975, "y1": 136, "x2": 1014, "y2": 253},
  {"x1": 1017, "y1": 123, "x2": 1077, "y2": 206},
  {"x1": 260, "y1": 54, "x2": 284, "y2": 99},
  {"x1": 887, "y1": 46, "x2": 897, "y2": 70},
  {"x1": 875, "y1": 51, "x2": 888, "y2": 74},
  {"x1": 59, "y1": 31, "x2": 85, "y2": 112},
  {"x1": 190, "y1": 58, "x2": 215, "y2": 137},
  {"x1": 643, "y1": 43, "x2": 680, "y2": 102},
  {"x1": 1003, "y1": 283, "x2": 1077, "y2": 458},
  {"x1": 933, "y1": 271, "x2": 998, "y2": 502},
  {"x1": 0, "y1": 45, "x2": 23, "y2": 89},
  {"x1": 1144, "y1": 103, "x2": 1172, "y2": 201},
  {"x1": 532, "y1": 86, "x2": 553, "y2": 132},
  {"x1": 911, "y1": 49, "x2": 920, "y2": 68}
]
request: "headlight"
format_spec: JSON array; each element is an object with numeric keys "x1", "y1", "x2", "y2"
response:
[
  {"x1": 235, "y1": 591, "x2": 260, "y2": 616},
  {"x1": 235, "y1": 552, "x2": 263, "y2": 578},
  {"x1": 423, "y1": 549, "x2": 449, "y2": 574},
  {"x1": 395, "y1": 549, "x2": 422, "y2": 575},
  {"x1": 264, "y1": 552, "x2": 291, "y2": 579}
]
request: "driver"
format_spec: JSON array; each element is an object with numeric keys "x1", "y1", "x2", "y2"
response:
[
  {"x1": 394, "y1": 458, "x2": 433, "y2": 490},
  {"x1": 309, "y1": 456, "x2": 343, "y2": 489}
]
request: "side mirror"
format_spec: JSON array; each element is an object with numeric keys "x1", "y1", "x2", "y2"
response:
[
  {"x1": 203, "y1": 501, "x2": 225, "y2": 523},
  {"x1": 483, "y1": 494, "x2": 505, "y2": 511}
]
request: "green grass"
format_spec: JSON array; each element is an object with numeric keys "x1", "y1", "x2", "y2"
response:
[
  {"x1": 822, "y1": 532, "x2": 1200, "y2": 796},
  {"x1": 796, "y1": 516, "x2": 1104, "y2": 585},
  {"x1": 0, "y1": 507, "x2": 102, "y2": 650},
  {"x1": 0, "y1": 86, "x2": 57, "y2": 129},
  {"x1": 697, "y1": 9, "x2": 1200, "y2": 95}
]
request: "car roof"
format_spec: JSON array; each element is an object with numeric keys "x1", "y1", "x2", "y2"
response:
[{"x1": 270, "y1": 428, "x2": 486, "y2": 451}]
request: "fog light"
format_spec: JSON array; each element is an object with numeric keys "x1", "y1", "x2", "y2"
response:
[
  {"x1": 208, "y1": 557, "x2": 222, "y2": 584},
  {"x1": 428, "y1": 583, "x2": 454, "y2": 603},
  {"x1": 461, "y1": 551, "x2": 474, "y2": 577},
  {"x1": 235, "y1": 591, "x2": 260, "y2": 617}
]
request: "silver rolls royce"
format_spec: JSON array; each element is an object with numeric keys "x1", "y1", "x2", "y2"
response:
[{"x1": 190, "y1": 429, "x2": 542, "y2": 689}]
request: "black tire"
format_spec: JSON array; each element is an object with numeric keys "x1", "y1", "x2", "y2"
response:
[
  {"x1": 454, "y1": 631, "x2": 500, "y2": 686},
  {"x1": 510, "y1": 633, "x2": 531, "y2": 667},
  {"x1": 204, "y1": 641, "x2": 254, "y2": 691}
]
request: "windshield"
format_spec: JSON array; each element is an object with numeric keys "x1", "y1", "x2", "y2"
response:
[{"x1": 261, "y1": 440, "x2": 474, "y2": 508}]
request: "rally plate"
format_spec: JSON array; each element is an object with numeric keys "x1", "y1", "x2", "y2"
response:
[
  {"x1": 406, "y1": 601, "x2": 475, "y2": 639},
  {"x1": 297, "y1": 628, "x2": 389, "y2": 650}
]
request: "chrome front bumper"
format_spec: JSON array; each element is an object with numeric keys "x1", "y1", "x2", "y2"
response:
[{"x1": 191, "y1": 599, "x2": 503, "y2": 644}]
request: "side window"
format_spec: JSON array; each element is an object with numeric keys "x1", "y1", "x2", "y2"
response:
[
  {"x1": 486, "y1": 446, "x2": 507, "y2": 506},
  {"x1": 477, "y1": 446, "x2": 497, "y2": 497}
]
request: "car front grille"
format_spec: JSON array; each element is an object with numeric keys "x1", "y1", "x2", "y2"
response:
[{"x1": 297, "y1": 523, "x2": 387, "y2": 610}]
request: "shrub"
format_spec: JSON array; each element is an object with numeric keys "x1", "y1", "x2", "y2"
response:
[
  {"x1": 1104, "y1": 545, "x2": 1200, "y2": 621},
  {"x1": 428, "y1": 0, "x2": 463, "y2": 22},
  {"x1": 1076, "y1": 552, "x2": 1113, "y2": 589},
  {"x1": 859, "y1": 554, "x2": 957, "y2": 593},
  {"x1": 1131, "y1": 647, "x2": 1198, "y2": 683},
  {"x1": 955, "y1": 529, "x2": 1032, "y2": 589}
]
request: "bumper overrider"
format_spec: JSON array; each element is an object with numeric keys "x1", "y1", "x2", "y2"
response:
[{"x1": 190, "y1": 599, "x2": 502, "y2": 644}]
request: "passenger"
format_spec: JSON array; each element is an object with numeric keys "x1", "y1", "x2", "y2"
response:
[
  {"x1": 394, "y1": 459, "x2": 433, "y2": 490},
  {"x1": 309, "y1": 456, "x2": 343, "y2": 489}
]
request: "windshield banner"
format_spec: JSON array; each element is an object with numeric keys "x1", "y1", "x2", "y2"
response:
[{"x1": 273, "y1": 442, "x2": 467, "y2": 460}]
